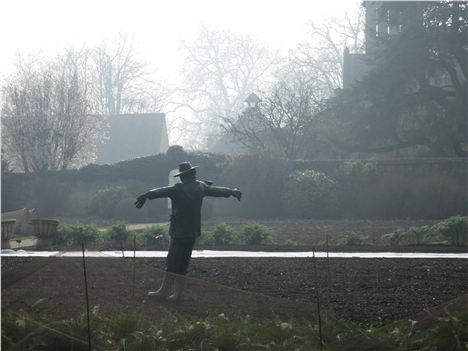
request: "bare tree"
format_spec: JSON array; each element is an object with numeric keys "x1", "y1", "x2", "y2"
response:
[
  {"x1": 172, "y1": 25, "x2": 277, "y2": 148},
  {"x1": 225, "y1": 76, "x2": 322, "y2": 160},
  {"x1": 92, "y1": 34, "x2": 166, "y2": 115},
  {"x1": 1, "y1": 52, "x2": 102, "y2": 172},
  {"x1": 287, "y1": 8, "x2": 365, "y2": 96}
]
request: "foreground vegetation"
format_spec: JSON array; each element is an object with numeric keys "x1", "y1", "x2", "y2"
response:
[
  {"x1": 382, "y1": 216, "x2": 468, "y2": 247},
  {"x1": 51, "y1": 222, "x2": 276, "y2": 249},
  {"x1": 2, "y1": 300, "x2": 467, "y2": 351},
  {"x1": 47, "y1": 216, "x2": 467, "y2": 250}
]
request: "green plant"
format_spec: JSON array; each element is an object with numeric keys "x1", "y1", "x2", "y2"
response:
[
  {"x1": 433, "y1": 216, "x2": 468, "y2": 246},
  {"x1": 284, "y1": 239, "x2": 299, "y2": 246},
  {"x1": 139, "y1": 225, "x2": 169, "y2": 248},
  {"x1": 55, "y1": 223, "x2": 100, "y2": 246},
  {"x1": 2, "y1": 305, "x2": 467, "y2": 351},
  {"x1": 337, "y1": 231, "x2": 368, "y2": 245},
  {"x1": 197, "y1": 230, "x2": 215, "y2": 246},
  {"x1": 1, "y1": 303, "x2": 52, "y2": 349},
  {"x1": 283, "y1": 170, "x2": 339, "y2": 218},
  {"x1": 212, "y1": 223, "x2": 238, "y2": 245},
  {"x1": 404, "y1": 225, "x2": 432, "y2": 245},
  {"x1": 339, "y1": 160, "x2": 377, "y2": 177},
  {"x1": 240, "y1": 224, "x2": 275, "y2": 245},
  {"x1": 106, "y1": 223, "x2": 132, "y2": 243},
  {"x1": 382, "y1": 228, "x2": 406, "y2": 246}
]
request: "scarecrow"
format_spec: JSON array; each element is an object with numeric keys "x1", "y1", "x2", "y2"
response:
[{"x1": 135, "y1": 161, "x2": 242, "y2": 301}]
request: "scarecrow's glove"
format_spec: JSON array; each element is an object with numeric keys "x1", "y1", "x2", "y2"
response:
[
  {"x1": 232, "y1": 189, "x2": 242, "y2": 201},
  {"x1": 134, "y1": 194, "x2": 147, "y2": 208}
]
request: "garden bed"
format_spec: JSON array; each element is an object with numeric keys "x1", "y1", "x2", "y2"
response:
[
  {"x1": 19, "y1": 217, "x2": 467, "y2": 253},
  {"x1": 2, "y1": 256, "x2": 466, "y2": 325}
]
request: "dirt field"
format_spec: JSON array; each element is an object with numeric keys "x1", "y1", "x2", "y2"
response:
[{"x1": 2, "y1": 256, "x2": 466, "y2": 325}]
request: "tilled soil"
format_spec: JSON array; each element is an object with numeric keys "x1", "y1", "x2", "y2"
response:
[{"x1": 1, "y1": 256, "x2": 467, "y2": 325}]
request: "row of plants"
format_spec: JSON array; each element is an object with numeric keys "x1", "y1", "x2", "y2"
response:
[
  {"x1": 51, "y1": 216, "x2": 466, "y2": 249},
  {"x1": 52, "y1": 222, "x2": 276, "y2": 249},
  {"x1": 329, "y1": 216, "x2": 468, "y2": 247},
  {"x1": 198, "y1": 223, "x2": 275, "y2": 246},
  {"x1": 382, "y1": 216, "x2": 468, "y2": 247},
  {"x1": 52, "y1": 223, "x2": 169, "y2": 250},
  {"x1": 2, "y1": 303, "x2": 466, "y2": 350}
]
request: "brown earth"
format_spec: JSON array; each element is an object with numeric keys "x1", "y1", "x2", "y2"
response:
[{"x1": 2, "y1": 256, "x2": 466, "y2": 326}]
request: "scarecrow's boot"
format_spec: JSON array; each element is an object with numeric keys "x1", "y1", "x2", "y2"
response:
[
  {"x1": 148, "y1": 272, "x2": 174, "y2": 299},
  {"x1": 167, "y1": 275, "x2": 185, "y2": 302}
]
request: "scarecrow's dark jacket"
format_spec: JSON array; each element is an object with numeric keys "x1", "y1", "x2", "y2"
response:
[{"x1": 146, "y1": 180, "x2": 234, "y2": 238}]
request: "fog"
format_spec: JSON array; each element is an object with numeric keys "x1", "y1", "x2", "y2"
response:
[{"x1": 0, "y1": 0, "x2": 361, "y2": 148}]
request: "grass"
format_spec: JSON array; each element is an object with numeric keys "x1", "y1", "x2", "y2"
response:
[{"x1": 2, "y1": 296, "x2": 467, "y2": 351}]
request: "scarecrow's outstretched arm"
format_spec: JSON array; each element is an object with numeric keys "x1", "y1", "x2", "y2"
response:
[
  {"x1": 205, "y1": 185, "x2": 242, "y2": 201},
  {"x1": 135, "y1": 186, "x2": 174, "y2": 208}
]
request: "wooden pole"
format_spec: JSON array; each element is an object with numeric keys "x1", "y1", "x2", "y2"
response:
[
  {"x1": 326, "y1": 234, "x2": 330, "y2": 287},
  {"x1": 132, "y1": 235, "x2": 136, "y2": 299},
  {"x1": 120, "y1": 240, "x2": 125, "y2": 258},
  {"x1": 81, "y1": 243, "x2": 92, "y2": 351},
  {"x1": 313, "y1": 249, "x2": 323, "y2": 351}
]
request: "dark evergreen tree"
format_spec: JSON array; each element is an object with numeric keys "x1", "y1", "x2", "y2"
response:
[{"x1": 320, "y1": 1, "x2": 467, "y2": 157}]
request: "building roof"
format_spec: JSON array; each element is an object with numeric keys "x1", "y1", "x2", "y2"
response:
[{"x1": 96, "y1": 113, "x2": 169, "y2": 165}]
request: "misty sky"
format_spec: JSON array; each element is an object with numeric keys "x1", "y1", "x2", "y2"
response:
[{"x1": 0, "y1": 0, "x2": 359, "y2": 82}]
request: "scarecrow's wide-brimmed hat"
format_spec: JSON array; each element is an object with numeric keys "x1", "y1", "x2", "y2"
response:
[{"x1": 174, "y1": 161, "x2": 198, "y2": 177}]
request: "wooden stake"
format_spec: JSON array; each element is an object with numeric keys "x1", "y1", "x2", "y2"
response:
[
  {"x1": 132, "y1": 235, "x2": 136, "y2": 299},
  {"x1": 120, "y1": 240, "x2": 125, "y2": 258},
  {"x1": 81, "y1": 243, "x2": 92, "y2": 351},
  {"x1": 326, "y1": 234, "x2": 330, "y2": 287},
  {"x1": 313, "y1": 249, "x2": 323, "y2": 351}
]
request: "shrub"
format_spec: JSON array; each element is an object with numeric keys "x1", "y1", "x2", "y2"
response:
[
  {"x1": 240, "y1": 224, "x2": 275, "y2": 245},
  {"x1": 382, "y1": 228, "x2": 406, "y2": 246},
  {"x1": 55, "y1": 223, "x2": 100, "y2": 246},
  {"x1": 383, "y1": 217, "x2": 468, "y2": 247},
  {"x1": 382, "y1": 225, "x2": 450, "y2": 246},
  {"x1": 284, "y1": 239, "x2": 299, "y2": 246},
  {"x1": 433, "y1": 216, "x2": 468, "y2": 246},
  {"x1": 337, "y1": 231, "x2": 368, "y2": 246},
  {"x1": 403, "y1": 225, "x2": 433, "y2": 245},
  {"x1": 283, "y1": 170, "x2": 339, "y2": 218},
  {"x1": 339, "y1": 160, "x2": 377, "y2": 177},
  {"x1": 106, "y1": 223, "x2": 132, "y2": 243},
  {"x1": 139, "y1": 225, "x2": 169, "y2": 249},
  {"x1": 197, "y1": 230, "x2": 215, "y2": 246},
  {"x1": 212, "y1": 223, "x2": 238, "y2": 245}
]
